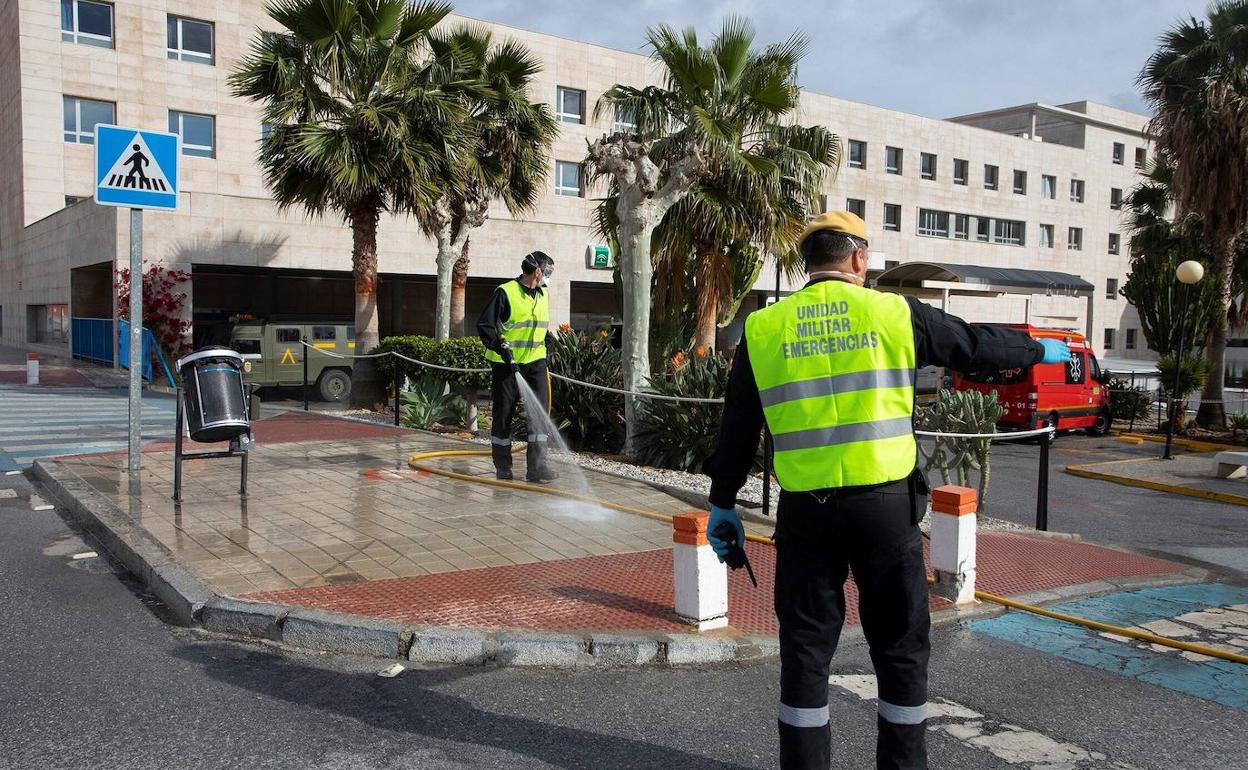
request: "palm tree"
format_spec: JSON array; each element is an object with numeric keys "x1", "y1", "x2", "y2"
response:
[
  {"x1": 230, "y1": 0, "x2": 460, "y2": 404},
  {"x1": 1139, "y1": 0, "x2": 1248, "y2": 427},
  {"x1": 587, "y1": 18, "x2": 825, "y2": 451},
  {"x1": 421, "y1": 26, "x2": 558, "y2": 340}
]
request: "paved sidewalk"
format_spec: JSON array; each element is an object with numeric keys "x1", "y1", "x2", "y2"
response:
[{"x1": 1068, "y1": 453, "x2": 1248, "y2": 506}]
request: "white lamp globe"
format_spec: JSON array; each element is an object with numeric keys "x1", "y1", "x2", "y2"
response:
[{"x1": 1177, "y1": 260, "x2": 1205, "y2": 285}]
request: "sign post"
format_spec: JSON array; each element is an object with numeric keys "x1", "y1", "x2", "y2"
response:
[{"x1": 94, "y1": 125, "x2": 181, "y2": 472}]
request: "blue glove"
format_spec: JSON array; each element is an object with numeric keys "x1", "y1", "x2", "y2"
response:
[
  {"x1": 707, "y1": 505, "x2": 744, "y2": 564},
  {"x1": 1039, "y1": 339, "x2": 1072, "y2": 365}
]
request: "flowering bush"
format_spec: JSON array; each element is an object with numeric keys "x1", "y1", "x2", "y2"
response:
[{"x1": 114, "y1": 264, "x2": 192, "y2": 361}]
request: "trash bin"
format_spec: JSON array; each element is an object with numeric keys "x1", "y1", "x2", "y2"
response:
[{"x1": 177, "y1": 347, "x2": 250, "y2": 443}]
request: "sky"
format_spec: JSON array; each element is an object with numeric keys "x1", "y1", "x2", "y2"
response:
[{"x1": 451, "y1": 0, "x2": 1209, "y2": 118}]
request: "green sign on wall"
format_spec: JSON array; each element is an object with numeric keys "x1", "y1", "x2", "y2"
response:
[{"x1": 587, "y1": 244, "x2": 612, "y2": 269}]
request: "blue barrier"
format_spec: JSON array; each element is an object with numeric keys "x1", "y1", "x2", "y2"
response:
[
  {"x1": 71, "y1": 317, "x2": 115, "y2": 365},
  {"x1": 117, "y1": 320, "x2": 176, "y2": 386}
]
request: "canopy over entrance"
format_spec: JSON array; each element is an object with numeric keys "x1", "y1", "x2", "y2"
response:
[{"x1": 873, "y1": 261, "x2": 1096, "y2": 338}]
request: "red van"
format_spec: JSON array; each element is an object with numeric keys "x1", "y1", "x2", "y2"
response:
[{"x1": 951, "y1": 325, "x2": 1112, "y2": 439}]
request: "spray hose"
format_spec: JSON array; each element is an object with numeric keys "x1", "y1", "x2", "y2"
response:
[{"x1": 407, "y1": 445, "x2": 1248, "y2": 666}]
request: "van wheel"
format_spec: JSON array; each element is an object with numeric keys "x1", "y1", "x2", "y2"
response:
[
  {"x1": 1043, "y1": 412, "x2": 1061, "y2": 444},
  {"x1": 317, "y1": 369, "x2": 352, "y2": 402},
  {"x1": 1086, "y1": 408, "x2": 1112, "y2": 437}
]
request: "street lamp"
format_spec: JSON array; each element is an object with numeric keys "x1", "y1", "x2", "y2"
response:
[{"x1": 1163, "y1": 260, "x2": 1205, "y2": 460}]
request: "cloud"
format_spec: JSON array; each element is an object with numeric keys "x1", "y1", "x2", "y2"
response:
[{"x1": 452, "y1": 0, "x2": 1206, "y2": 117}]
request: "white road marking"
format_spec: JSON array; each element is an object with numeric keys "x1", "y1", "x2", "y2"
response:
[
  {"x1": 1099, "y1": 603, "x2": 1248, "y2": 662},
  {"x1": 829, "y1": 674, "x2": 1142, "y2": 770}
]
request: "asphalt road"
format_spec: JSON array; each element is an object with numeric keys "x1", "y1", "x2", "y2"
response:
[
  {"x1": 2, "y1": 472, "x2": 1245, "y2": 769},
  {"x1": 953, "y1": 433, "x2": 1248, "y2": 574}
]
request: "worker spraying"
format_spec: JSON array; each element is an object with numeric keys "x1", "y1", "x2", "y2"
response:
[
  {"x1": 703, "y1": 211, "x2": 1070, "y2": 770},
  {"x1": 476, "y1": 251, "x2": 559, "y2": 483}
]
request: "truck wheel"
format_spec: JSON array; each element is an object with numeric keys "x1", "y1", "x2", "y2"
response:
[
  {"x1": 1086, "y1": 408, "x2": 1112, "y2": 436},
  {"x1": 317, "y1": 369, "x2": 352, "y2": 402}
]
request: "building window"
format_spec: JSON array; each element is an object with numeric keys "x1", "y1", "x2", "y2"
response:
[
  {"x1": 883, "y1": 203, "x2": 901, "y2": 231},
  {"x1": 1106, "y1": 278, "x2": 1119, "y2": 299},
  {"x1": 260, "y1": 122, "x2": 275, "y2": 142},
  {"x1": 1135, "y1": 147, "x2": 1147, "y2": 169},
  {"x1": 975, "y1": 217, "x2": 990, "y2": 242},
  {"x1": 167, "y1": 15, "x2": 214, "y2": 64},
  {"x1": 169, "y1": 110, "x2": 215, "y2": 158},
  {"x1": 917, "y1": 208, "x2": 949, "y2": 237},
  {"x1": 1126, "y1": 328, "x2": 1137, "y2": 350},
  {"x1": 848, "y1": 139, "x2": 866, "y2": 169},
  {"x1": 1104, "y1": 328, "x2": 1115, "y2": 350},
  {"x1": 984, "y1": 164, "x2": 998, "y2": 190},
  {"x1": 920, "y1": 152, "x2": 937, "y2": 180},
  {"x1": 555, "y1": 87, "x2": 585, "y2": 124},
  {"x1": 1112, "y1": 142, "x2": 1125, "y2": 165},
  {"x1": 993, "y1": 219, "x2": 1025, "y2": 246},
  {"x1": 612, "y1": 106, "x2": 635, "y2": 134},
  {"x1": 1041, "y1": 174, "x2": 1056, "y2": 199},
  {"x1": 63, "y1": 96, "x2": 115, "y2": 144},
  {"x1": 1110, "y1": 187, "x2": 1123, "y2": 210},
  {"x1": 818, "y1": 194, "x2": 829, "y2": 213},
  {"x1": 1109, "y1": 233, "x2": 1121, "y2": 255},
  {"x1": 1068, "y1": 226, "x2": 1083, "y2": 251},
  {"x1": 953, "y1": 158, "x2": 968, "y2": 185},
  {"x1": 1039, "y1": 224, "x2": 1054, "y2": 248},
  {"x1": 1070, "y1": 178, "x2": 1085, "y2": 203},
  {"x1": 846, "y1": 198, "x2": 866, "y2": 219},
  {"x1": 885, "y1": 146, "x2": 903, "y2": 175},
  {"x1": 954, "y1": 214, "x2": 969, "y2": 240},
  {"x1": 26, "y1": 304, "x2": 69, "y2": 344},
  {"x1": 1013, "y1": 169, "x2": 1027, "y2": 195},
  {"x1": 61, "y1": 0, "x2": 113, "y2": 47},
  {"x1": 554, "y1": 160, "x2": 583, "y2": 197}
]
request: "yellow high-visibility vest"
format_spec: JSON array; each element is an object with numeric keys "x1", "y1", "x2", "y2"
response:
[
  {"x1": 484, "y1": 280, "x2": 549, "y2": 365},
  {"x1": 745, "y1": 280, "x2": 917, "y2": 491}
]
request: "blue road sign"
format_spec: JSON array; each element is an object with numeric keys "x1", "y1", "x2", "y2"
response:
[{"x1": 94, "y1": 124, "x2": 180, "y2": 210}]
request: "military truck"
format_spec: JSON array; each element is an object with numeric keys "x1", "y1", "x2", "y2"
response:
[{"x1": 228, "y1": 321, "x2": 357, "y2": 402}]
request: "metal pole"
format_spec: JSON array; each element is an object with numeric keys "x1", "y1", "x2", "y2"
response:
[
  {"x1": 173, "y1": 387, "x2": 183, "y2": 503},
  {"x1": 302, "y1": 347, "x2": 309, "y2": 412},
  {"x1": 1163, "y1": 283, "x2": 1191, "y2": 460},
  {"x1": 127, "y1": 208, "x2": 143, "y2": 472},
  {"x1": 393, "y1": 364, "x2": 401, "y2": 427},
  {"x1": 1036, "y1": 433, "x2": 1050, "y2": 531}
]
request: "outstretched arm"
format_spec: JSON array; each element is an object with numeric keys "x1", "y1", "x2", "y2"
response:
[{"x1": 906, "y1": 297, "x2": 1045, "y2": 372}]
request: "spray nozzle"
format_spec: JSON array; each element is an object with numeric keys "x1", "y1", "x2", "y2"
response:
[{"x1": 711, "y1": 520, "x2": 757, "y2": 587}]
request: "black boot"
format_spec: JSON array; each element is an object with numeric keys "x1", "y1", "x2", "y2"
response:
[
  {"x1": 492, "y1": 441, "x2": 513, "y2": 480},
  {"x1": 876, "y1": 716, "x2": 927, "y2": 770},
  {"x1": 778, "y1": 721, "x2": 830, "y2": 770}
]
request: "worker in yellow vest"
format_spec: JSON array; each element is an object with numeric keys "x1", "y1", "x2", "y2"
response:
[
  {"x1": 477, "y1": 251, "x2": 558, "y2": 482},
  {"x1": 703, "y1": 212, "x2": 1070, "y2": 769}
]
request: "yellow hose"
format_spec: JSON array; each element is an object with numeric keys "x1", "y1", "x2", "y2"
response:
[{"x1": 408, "y1": 447, "x2": 1247, "y2": 664}]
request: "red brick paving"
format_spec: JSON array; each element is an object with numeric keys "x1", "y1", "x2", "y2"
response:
[
  {"x1": 0, "y1": 368, "x2": 91, "y2": 386},
  {"x1": 243, "y1": 531, "x2": 1185, "y2": 636}
]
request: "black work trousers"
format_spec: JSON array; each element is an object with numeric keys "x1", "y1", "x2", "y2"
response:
[
  {"x1": 489, "y1": 360, "x2": 551, "y2": 477},
  {"x1": 775, "y1": 476, "x2": 930, "y2": 770}
]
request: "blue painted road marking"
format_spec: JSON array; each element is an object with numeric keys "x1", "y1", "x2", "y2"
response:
[{"x1": 971, "y1": 584, "x2": 1248, "y2": 712}]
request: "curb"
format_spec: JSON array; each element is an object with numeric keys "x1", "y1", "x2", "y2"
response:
[
  {"x1": 1066, "y1": 462, "x2": 1248, "y2": 507},
  {"x1": 29, "y1": 459, "x2": 1211, "y2": 670},
  {"x1": 1114, "y1": 432, "x2": 1238, "y2": 454}
]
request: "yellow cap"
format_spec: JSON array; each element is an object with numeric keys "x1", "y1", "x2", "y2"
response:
[{"x1": 799, "y1": 211, "x2": 868, "y2": 250}]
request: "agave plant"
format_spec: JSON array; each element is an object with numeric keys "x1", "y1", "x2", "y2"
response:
[{"x1": 401, "y1": 376, "x2": 464, "y2": 430}]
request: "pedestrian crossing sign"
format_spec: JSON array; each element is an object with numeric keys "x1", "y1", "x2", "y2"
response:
[{"x1": 94, "y1": 124, "x2": 180, "y2": 210}]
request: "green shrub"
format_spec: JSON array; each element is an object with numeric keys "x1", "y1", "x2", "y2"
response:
[
  {"x1": 1230, "y1": 412, "x2": 1248, "y2": 437},
  {"x1": 1107, "y1": 377, "x2": 1152, "y2": 422},
  {"x1": 373, "y1": 335, "x2": 490, "y2": 391},
  {"x1": 1157, "y1": 353, "x2": 1209, "y2": 432},
  {"x1": 632, "y1": 350, "x2": 729, "y2": 472},
  {"x1": 401, "y1": 376, "x2": 464, "y2": 429},
  {"x1": 548, "y1": 326, "x2": 624, "y2": 451},
  {"x1": 914, "y1": 388, "x2": 1003, "y2": 512}
]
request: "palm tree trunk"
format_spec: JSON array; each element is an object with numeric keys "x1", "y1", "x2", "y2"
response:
[
  {"x1": 1197, "y1": 244, "x2": 1233, "y2": 428},
  {"x1": 694, "y1": 248, "x2": 719, "y2": 351},
  {"x1": 450, "y1": 237, "x2": 470, "y2": 338},
  {"x1": 350, "y1": 203, "x2": 383, "y2": 407}
]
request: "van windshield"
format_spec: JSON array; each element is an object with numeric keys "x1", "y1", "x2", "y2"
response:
[{"x1": 960, "y1": 366, "x2": 1028, "y2": 385}]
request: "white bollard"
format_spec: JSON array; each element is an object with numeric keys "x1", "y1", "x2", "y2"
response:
[
  {"x1": 929, "y1": 485, "x2": 977, "y2": 606},
  {"x1": 672, "y1": 512, "x2": 729, "y2": 630},
  {"x1": 26, "y1": 353, "x2": 39, "y2": 385}
]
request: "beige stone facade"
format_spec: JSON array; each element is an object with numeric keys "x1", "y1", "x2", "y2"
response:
[{"x1": 2, "y1": 0, "x2": 1152, "y2": 365}]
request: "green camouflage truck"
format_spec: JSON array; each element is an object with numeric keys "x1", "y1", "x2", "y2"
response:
[{"x1": 229, "y1": 321, "x2": 357, "y2": 402}]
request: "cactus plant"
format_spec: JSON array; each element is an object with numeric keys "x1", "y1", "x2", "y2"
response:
[{"x1": 914, "y1": 389, "x2": 1004, "y2": 512}]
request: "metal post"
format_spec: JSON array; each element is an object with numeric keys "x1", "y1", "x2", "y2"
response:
[
  {"x1": 302, "y1": 347, "x2": 309, "y2": 412},
  {"x1": 1163, "y1": 283, "x2": 1192, "y2": 460},
  {"x1": 393, "y1": 364, "x2": 401, "y2": 427},
  {"x1": 1035, "y1": 432, "x2": 1050, "y2": 531},
  {"x1": 173, "y1": 387, "x2": 184, "y2": 503},
  {"x1": 127, "y1": 208, "x2": 143, "y2": 472}
]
